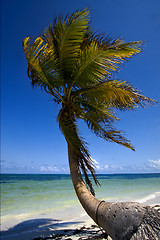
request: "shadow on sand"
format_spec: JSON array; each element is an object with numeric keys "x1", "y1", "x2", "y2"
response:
[{"x1": 0, "y1": 218, "x2": 107, "y2": 239}]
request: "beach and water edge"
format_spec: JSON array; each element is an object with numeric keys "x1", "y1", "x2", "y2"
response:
[{"x1": 1, "y1": 173, "x2": 160, "y2": 240}]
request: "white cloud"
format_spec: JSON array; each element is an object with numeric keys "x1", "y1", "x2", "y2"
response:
[
  {"x1": 92, "y1": 158, "x2": 100, "y2": 169},
  {"x1": 3, "y1": 158, "x2": 159, "y2": 174},
  {"x1": 40, "y1": 165, "x2": 60, "y2": 172},
  {"x1": 103, "y1": 164, "x2": 109, "y2": 170},
  {"x1": 91, "y1": 158, "x2": 160, "y2": 173},
  {"x1": 1, "y1": 164, "x2": 38, "y2": 173},
  {"x1": 148, "y1": 159, "x2": 160, "y2": 169},
  {"x1": 110, "y1": 164, "x2": 123, "y2": 170},
  {"x1": 92, "y1": 159, "x2": 109, "y2": 171}
]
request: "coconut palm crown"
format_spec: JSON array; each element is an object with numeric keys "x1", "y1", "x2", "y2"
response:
[{"x1": 22, "y1": 8, "x2": 155, "y2": 195}]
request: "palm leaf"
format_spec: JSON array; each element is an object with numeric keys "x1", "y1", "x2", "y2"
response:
[
  {"x1": 22, "y1": 8, "x2": 157, "y2": 194},
  {"x1": 58, "y1": 106, "x2": 100, "y2": 195},
  {"x1": 42, "y1": 9, "x2": 90, "y2": 86},
  {"x1": 75, "y1": 99, "x2": 134, "y2": 150},
  {"x1": 23, "y1": 36, "x2": 64, "y2": 102},
  {"x1": 83, "y1": 113, "x2": 135, "y2": 150},
  {"x1": 58, "y1": 107, "x2": 99, "y2": 195},
  {"x1": 72, "y1": 80, "x2": 156, "y2": 110},
  {"x1": 69, "y1": 38, "x2": 143, "y2": 93}
]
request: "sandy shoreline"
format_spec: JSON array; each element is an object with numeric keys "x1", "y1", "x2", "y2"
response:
[
  {"x1": 1, "y1": 195, "x2": 160, "y2": 240},
  {"x1": 0, "y1": 214, "x2": 99, "y2": 240}
]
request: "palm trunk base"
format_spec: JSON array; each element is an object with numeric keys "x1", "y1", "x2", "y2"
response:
[
  {"x1": 68, "y1": 144, "x2": 160, "y2": 240},
  {"x1": 94, "y1": 201, "x2": 160, "y2": 239}
]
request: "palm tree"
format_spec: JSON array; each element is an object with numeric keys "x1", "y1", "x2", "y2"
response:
[{"x1": 22, "y1": 9, "x2": 160, "y2": 240}]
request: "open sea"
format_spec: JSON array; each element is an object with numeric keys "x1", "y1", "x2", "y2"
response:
[{"x1": 1, "y1": 173, "x2": 160, "y2": 231}]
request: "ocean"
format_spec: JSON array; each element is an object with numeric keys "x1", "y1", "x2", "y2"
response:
[{"x1": 1, "y1": 173, "x2": 160, "y2": 231}]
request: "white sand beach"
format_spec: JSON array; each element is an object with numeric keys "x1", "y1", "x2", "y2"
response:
[{"x1": 1, "y1": 194, "x2": 160, "y2": 240}]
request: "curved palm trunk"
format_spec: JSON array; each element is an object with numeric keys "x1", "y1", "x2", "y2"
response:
[
  {"x1": 68, "y1": 144, "x2": 160, "y2": 240},
  {"x1": 68, "y1": 143, "x2": 101, "y2": 223}
]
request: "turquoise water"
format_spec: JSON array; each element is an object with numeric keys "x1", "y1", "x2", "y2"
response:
[
  {"x1": 1, "y1": 174, "x2": 76, "y2": 217},
  {"x1": 1, "y1": 173, "x2": 160, "y2": 228}
]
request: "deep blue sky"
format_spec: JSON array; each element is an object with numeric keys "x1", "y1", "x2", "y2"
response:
[{"x1": 1, "y1": 0, "x2": 160, "y2": 174}]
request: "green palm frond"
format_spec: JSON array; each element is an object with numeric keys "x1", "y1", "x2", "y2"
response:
[
  {"x1": 75, "y1": 98, "x2": 118, "y2": 123},
  {"x1": 69, "y1": 38, "x2": 143, "y2": 94},
  {"x1": 83, "y1": 113, "x2": 135, "y2": 150},
  {"x1": 71, "y1": 79, "x2": 156, "y2": 150},
  {"x1": 43, "y1": 8, "x2": 89, "y2": 58},
  {"x1": 23, "y1": 9, "x2": 90, "y2": 99},
  {"x1": 42, "y1": 9, "x2": 90, "y2": 86},
  {"x1": 75, "y1": 99, "x2": 134, "y2": 150},
  {"x1": 58, "y1": 107, "x2": 99, "y2": 195},
  {"x1": 72, "y1": 79, "x2": 156, "y2": 109},
  {"x1": 73, "y1": 41, "x2": 110, "y2": 87},
  {"x1": 23, "y1": 36, "x2": 63, "y2": 102},
  {"x1": 23, "y1": 8, "x2": 157, "y2": 194}
]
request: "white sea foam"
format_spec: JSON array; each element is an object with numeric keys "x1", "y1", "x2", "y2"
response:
[{"x1": 137, "y1": 191, "x2": 160, "y2": 204}]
